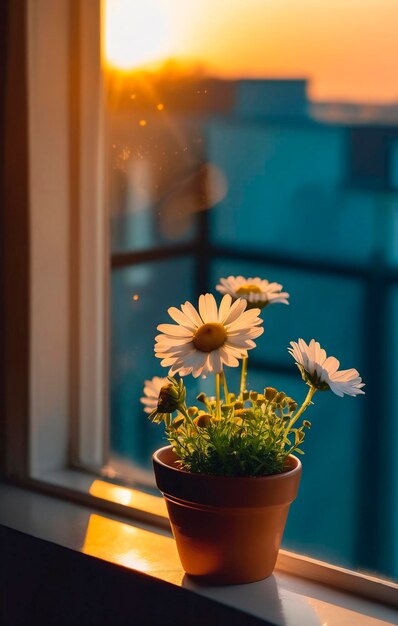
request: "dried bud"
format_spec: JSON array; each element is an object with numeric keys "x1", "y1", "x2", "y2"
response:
[
  {"x1": 303, "y1": 420, "x2": 311, "y2": 428},
  {"x1": 249, "y1": 391, "x2": 258, "y2": 401},
  {"x1": 234, "y1": 401, "x2": 244, "y2": 410},
  {"x1": 242, "y1": 390, "x2": 249, "y2": 401},
  {"x1": 187, "y1": 406, "x2": 198, "y2": 416},
  {"x1": 264, "y1": 387, "x2": 277, "y2": 401}
]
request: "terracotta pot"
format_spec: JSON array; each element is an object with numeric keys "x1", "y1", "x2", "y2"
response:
[{"x1": 153, "y1": 445, "x2": 302, "y2": 585}]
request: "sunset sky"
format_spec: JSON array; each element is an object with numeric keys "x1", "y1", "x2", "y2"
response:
[{"x1": 104, "y1": 0, "x2": 398, "y2": 103}]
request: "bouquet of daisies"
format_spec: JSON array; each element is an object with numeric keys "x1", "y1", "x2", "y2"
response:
[{"x1": 141, "y1": 276, "x2": 365, "y2": 477}]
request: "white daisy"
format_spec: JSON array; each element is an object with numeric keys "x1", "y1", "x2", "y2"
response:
[
  {"x1": 140, "y1": 376, "x2": 168, "y2": 413},
  {"x1": 216, "y1": 275, "x2": 289, "y2": 309},
  {"x1": 288, "y1": 339, "x2": 365, "y2": 398},
  {"x1": 155, "y1": 293, "x2": 264, "y2": 378}
]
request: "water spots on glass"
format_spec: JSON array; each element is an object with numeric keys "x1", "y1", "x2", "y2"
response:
[
  {"x1": 121, "y1": 147, "x2": 131, "y2": 160},
  {"x1": 156, "y1": 103, "x2": 165, "y2": 111},
  {"x1": 139, "y1": 119, "x2": 147, "y2": 127},
  {"x1": 130, "y1": 94, "x2": 136, "y2": 100},
  {"x1": 132, "y1": 294, "x2": 140, "y2": 301},
  {"x1": 114, "y1": 146, "x2": 132, "y2": 172}
]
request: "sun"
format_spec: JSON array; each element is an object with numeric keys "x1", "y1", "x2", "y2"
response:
[{"x1": 104, "y1": 0, "x2": 172, "y2": 71}]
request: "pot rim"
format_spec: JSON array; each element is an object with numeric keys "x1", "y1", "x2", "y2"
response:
[{"x1": 153, "y1": 444, "x2": 302, "y2": 482}]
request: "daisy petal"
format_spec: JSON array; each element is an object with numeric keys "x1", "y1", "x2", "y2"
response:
[{"x1": 168, "y1": 307, "x2": 196, "y2": 330}]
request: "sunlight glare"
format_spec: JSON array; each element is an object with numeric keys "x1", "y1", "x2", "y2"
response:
[{"x1": 104, "y1": 0, "x2": 171, "y2": 71}]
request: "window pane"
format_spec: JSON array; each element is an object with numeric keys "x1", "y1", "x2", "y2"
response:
[
  {"x1": 104, "y1": 0, "x2": 398, "y2": 582},
  {"x1": 207, "y1": 123, "x2": 398, "y2": 265},
  {"x1": 211, "y1": 259, "x2": 364, "y2": 369},
  {"x1": 110, "y1": 257, "x2": 209, "y2": 468},
  {"x1": 245, "y1": 370, "x2": 363, "y2": 569},
  {"x1": 391, "y1": 289, "x2": 398, "y2": 574},
  {"x1": 108, "y1": 92, "x2": 206, "y2": 253}
]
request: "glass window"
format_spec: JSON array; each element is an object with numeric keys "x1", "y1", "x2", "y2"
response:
[
  {"x1": 110, "y1": 257, "x2": 200, "y2": 465},
  {"x1": 104, "y1": 0, "x2": 398, "y2": 582}
]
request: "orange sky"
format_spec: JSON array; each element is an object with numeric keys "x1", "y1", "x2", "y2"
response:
[{"x1": 105, "y1": 0, "x2": 398, "y2": 103}]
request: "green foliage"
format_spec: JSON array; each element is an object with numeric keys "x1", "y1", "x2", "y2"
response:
[{"x1": 153, "y1": 381, "x2": 312, "y2": 477}]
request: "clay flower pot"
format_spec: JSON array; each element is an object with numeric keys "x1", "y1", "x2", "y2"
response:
[{"x1": 153, "y1": 445, "x2": 302, "y2": 585}]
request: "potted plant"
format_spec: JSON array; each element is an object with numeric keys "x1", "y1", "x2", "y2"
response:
[{"x1": 141, "y1": 276, "x2": 365, "y2": 585}]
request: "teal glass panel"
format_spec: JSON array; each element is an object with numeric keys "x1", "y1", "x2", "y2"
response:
[{"x1": 110, "y1": 257, "x2": 201, "y2": 467}]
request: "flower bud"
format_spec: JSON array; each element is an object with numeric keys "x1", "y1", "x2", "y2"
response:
[
  {"x1": 193, "y1": 413, "x2": 212, "y2": 428},
  {"x1": 274, "y1": 391, "x2": 286, "y2": 404},
  {"x1": 169, "y1": 415, "x2": 185, "y2": 430},
  {"x1": 264, "y1": 387, "x2": 277, "y2": 401},
  {"x1": 187, "y1": 406, "x2": 198, "y2": 416},
  {"x1": 286, "y1": 397, "x2": 298, "y2": 412},
  {"x1": 234, "y1": 408, "x2": 254, "y2": 420},
  {"x1": 242, "y1": 390, "x2": 249, "y2": 401},
  {"x1": 303, "y1": 420, "x2": 311, "y2": 428},
  {"x1": 157, "y1": 384, "x2": 179, "y2": 413},
  {"x1": 196, "y1": 392, "x2": 207, "y2": 404},
  {"x1": 221, "y1": 403, "x2": 234, "y2": 415},
  {"x1": 156, "y1": 377, "x2": 186, "y2": 413},
  {"x1": 234, "y1": 401, "x2": 244, "y2": 410},
  {"x1": 228, "y1": 393, "x2": 236, "y2": 403},
  {"x1": 249, "y1": 391, "x2": 258, "y2": 401}
]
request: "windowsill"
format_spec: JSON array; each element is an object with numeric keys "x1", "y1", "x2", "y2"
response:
[{"x1": 1, "y1": 482, "x2": 397, "y2": 626}]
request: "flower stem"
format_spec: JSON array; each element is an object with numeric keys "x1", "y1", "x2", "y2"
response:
[
  {"x1": 178, "y1": 404, "x2": 200, "y2": 435},
  {"x1": 220, "y1": 369, "x2": 229, "y2": 402},
  {"x1": 240, "y1": 356, "x2": 248, "y2": 397},
  {"x1": 216, "y1": 373, "x2": 221, "y2": 420},
  {"x1": 285, "y1": 386, "x2": 316, "y2": 436}
]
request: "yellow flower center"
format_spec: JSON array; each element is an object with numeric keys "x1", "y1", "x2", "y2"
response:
[
  {"x1": 236, "y1": 284, "x2": 262, "y2": 295},
  {"x1": 193, "y1": 323, "x2": 227, "y2": 352}
]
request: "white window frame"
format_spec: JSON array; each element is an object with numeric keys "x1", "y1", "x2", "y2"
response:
[
  {"x1": 22, "y1": 0, "x2": 398, "y2": 609},
  {"x1": 28, "y1": 0, "x2": 108, "y2": 477}
]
